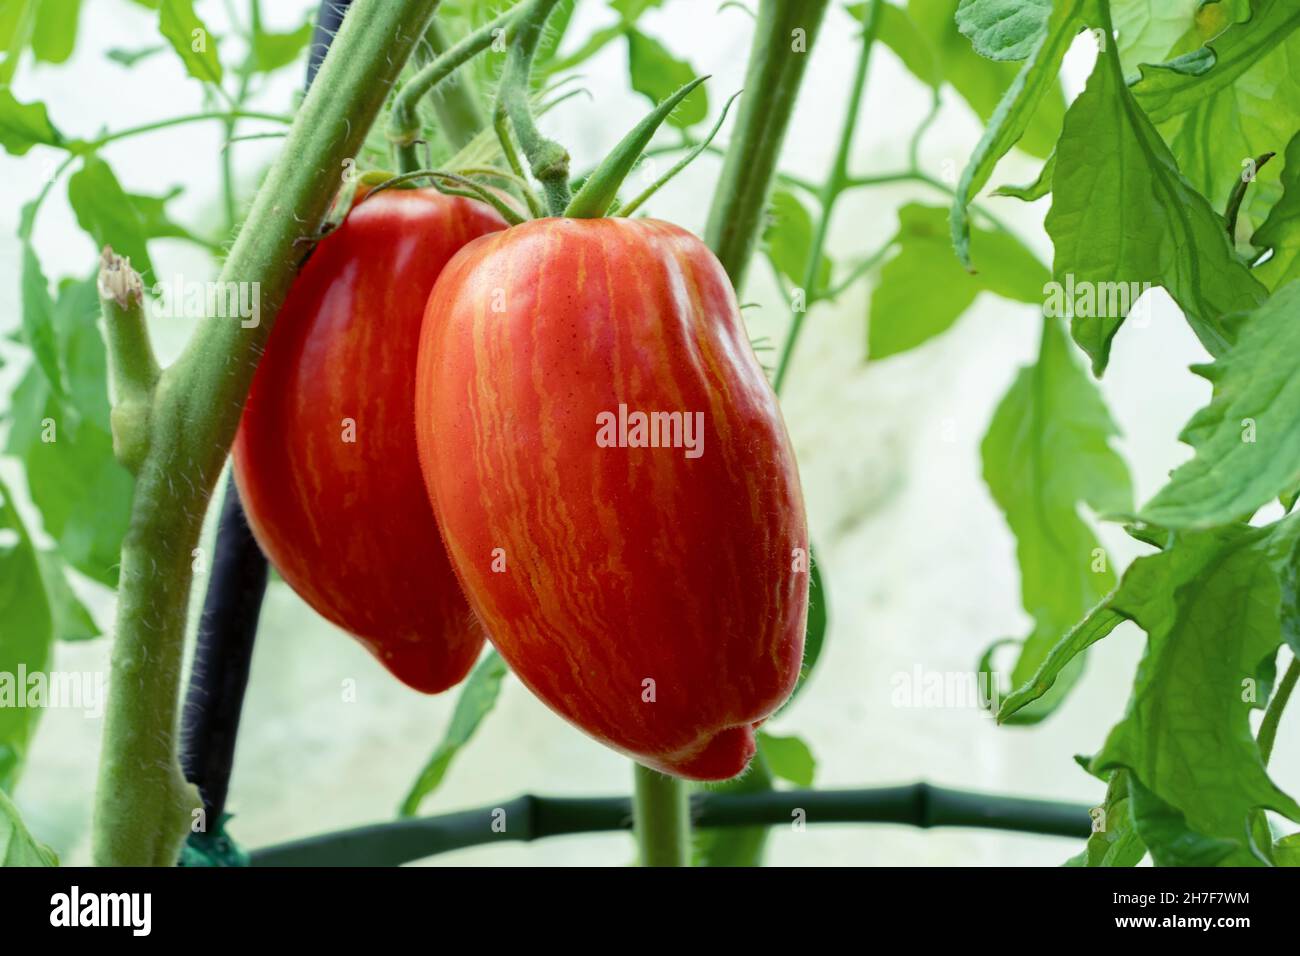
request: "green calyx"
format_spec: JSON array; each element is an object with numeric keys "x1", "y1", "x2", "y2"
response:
[{"x1": 565, "y1": 76, "x2": 710, "y2": 220}]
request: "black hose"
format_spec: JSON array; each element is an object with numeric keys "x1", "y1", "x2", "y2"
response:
[
  {"x1": 250, "y1": 784, "x2": 1094, "y2": 866},
  {"x1": 178, "y1": 0, "x2": 356, "y2": 839}
]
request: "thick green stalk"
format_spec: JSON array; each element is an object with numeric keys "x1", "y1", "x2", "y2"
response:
[
  {"x1": 496, "y1": 0, "x2": 571, "y2": 214},
  {"x1": 92, "y1": 0, "x2": 444, "y2": 867},
  {"x1": 633, "y1": 765, "x2": 692, "y2": 867},
  {"x1": 390, "y1": 4, "x2": 521, "y2": 172},
  {"x1": 703, "y1": 0, "x2": 832, "y2": 287},
  {"x1": 772, "y1": 0, "x2": 879, "y2": 394}
]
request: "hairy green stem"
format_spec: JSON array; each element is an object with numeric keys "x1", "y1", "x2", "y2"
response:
[
  {"x1": 96, "y1": 111, "x2": 292, "y2": 147},
  {"x1": 496, "y1": 0, "x2": 571, "y2": 214},
  {"x1": 390, "y1": 3, "x2": 521, "y2": 172},
  {"x1": 418, "y1": 17, "x2": 489, "y2": 150},
  {"x1": 772, "y1": 0, "x2": 879, "y2": 394},
  {"x1": 703, "y1": 0, "x2": 832, "y2": 287},
  {"x1": 633, "y1": 765, "x2": 692, "y2": 867},
  {"x1": 98, "y1": 251, "x2": 160, "y2": 476},
  {"x1": 92, "y1": 0, "x2": 444, "y2": 867}
]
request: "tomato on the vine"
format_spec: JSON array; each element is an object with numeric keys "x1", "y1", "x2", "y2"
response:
[
  {"x1": 233, "y1": 188, "x2": 507, "y2": 693},
  {"x1": 414, "y1": 216, "x2": 809, "y2": 778}
]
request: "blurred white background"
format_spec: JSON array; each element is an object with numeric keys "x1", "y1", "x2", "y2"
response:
[{"x1": 3, "y1": 0, "x2": 1295, "y2": 866}]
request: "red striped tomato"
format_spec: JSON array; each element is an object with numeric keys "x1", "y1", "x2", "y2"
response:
[
  {"x1": 233, "y1": 189, "x2": 507, "y2": 693},
  {"x1": 415, "y1": 217, "x2": 809, "y2": 779}
]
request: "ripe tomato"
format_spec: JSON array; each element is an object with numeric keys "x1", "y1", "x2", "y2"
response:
[
  {"x1": 233, "y1": 188, "x2": 507, "y2": 693},
  {"x1": 415, "y1": 217, "x2": 809, "y2": 778}
]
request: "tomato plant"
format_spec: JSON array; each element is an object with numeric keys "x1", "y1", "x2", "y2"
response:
[{"x1": 0, "y1": 0, "x2": 1298, "y2": 887}]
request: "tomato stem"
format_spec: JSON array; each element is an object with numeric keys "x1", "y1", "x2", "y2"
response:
[
  {"x1": 389, "y1": 2, "x2": 523, "y2": 174},
  {"x1": 771, "y1": 0, "x2": 881, "y2": 395},
  {"x1": 415, "y1": 16, "x2": 488, "y2": 151},
  {"x1": 496, "y1": 0, "x2": 572, "y2": 215},
  {"x1": 92, "y1": 0, "x2": 445, "y2": 866},
  {"x1": 633, "y1": 764, "x2": 692, "y2": 867},
  {"x1": 702, "y1": 0, "x2": 833, "y2": 288},
  {"x1": 97, "y1": 248, "x2": 160, "y2": 475}
]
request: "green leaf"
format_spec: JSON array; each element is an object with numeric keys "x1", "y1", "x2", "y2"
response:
[
  {"x1": 251, "y1": 19, "x2": 314, "y2": 74},
  {"x1": 868, "y1": 203, "x2": 1047, "y2": 360},
  {"x1": 610, "y1": 0, "x2": 667, "y2": 18},
  {"x1": 36, "y1": 552, "x2": 98, "y2": 642},
  {"x1": 0, "y1": 476, "x2": 54, "y2": 793},
  {"x1": 1045, "y1": 41, "x2": 1267, "y2": 375},
  {"x1": 998, "y1": 606, "x2": 1124, "y2": 720},
  {"x1": 901, "y1": 0, "x2": 1066, "y2": 159},
  {"x1": 992, "y1": 151, "x2": 1053, "y2": 200},
  {"x1": 872, "y1": 2, "x2": 943, "y2": 89},
  {"x1": 399, "y1": 650, "x2": 508, "y2": 816},
  {"x1": 159, "y1": 0, "x2": 223, "y2": 85},
  {"x1": 981, "y1": 317, "x2": 1132, "y2": 722},
  {"x1": 67, "y1": 156, "x2": 155, "y2": 280},
  {"x1": 0, "y1": 89, "x2": 62, "y2": 155},
  {"x1": 1110, "y1": 0, "x2": 1206, "y2": 79},
  {"x1": 1133, "y1": 0, "x2": 1300, "y2": 124},
  {"x1": 540, "y1": 25, "x2": 622, "y2": 77},
  {"x1": 955, "y1": 0, "x2": 1053, "y2": 61},
  {"x1": 18, "y1": 204, "x2": 66, "y2": 402},
  {"x1": 1136, "y1": 3, "x2": 1300, "y2": 235},
  {"x1": 1275, "y1": 832, "x2": 1300, "y2": 866},
  {"x1": 534, "y1": 0, "x2": 578, "y2": 68},
  {"x1": 1127, "y1": 776, "x2": 1240, "y2": 866},
  {"x1": 1067, "y1": 518, "x2": 1300, "y2": 866},
  {"x1": 128, "y1": 186, "x2": 212, "y2": 249},
  {"x1": 763, "y1": 189, "x2": 832, "y2": 292},
  {"x1": 757, "y1": 732, "x2": 815, "y2": 787},
  {"x1": 0, "y1": 787, "x2": 57, "y2": 865},
  {"x1": 1252, "y1": 131, "x2": 1300, "y2": 291},
  {"x1": 0, "y1": 1, "x2": 25, "y2": 49},
  {"x1": 625, "y1": 28, "x2": 707, "y2": 129},
  {"x1": 107, "y1": 45, "x2": 166, "y2": 67},
  {"x1": 1139, "y1": 281, "x2": 1300, "y2": 529},
  {"x1": 0, "y1": 1, "x2": 31, "y2": 83},
  {"x1": 952, "y1": 0, "x2": 1084, "y2": 267},
  {"x1": 51, "y1": 275, "x2": 112, "y2": 425},
  {"x1": 31, "y1": 0, "x2": 82, "y2": 64},
  {"x1": 6, "y1": 277, "x2": 133, "y2": 587},
  {"x1": 1064, "y1": 769, "x2": 1146, "y2": 867},
  {"x1": 797, "y1": 550, "x2": 827, "y2": 697}
]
